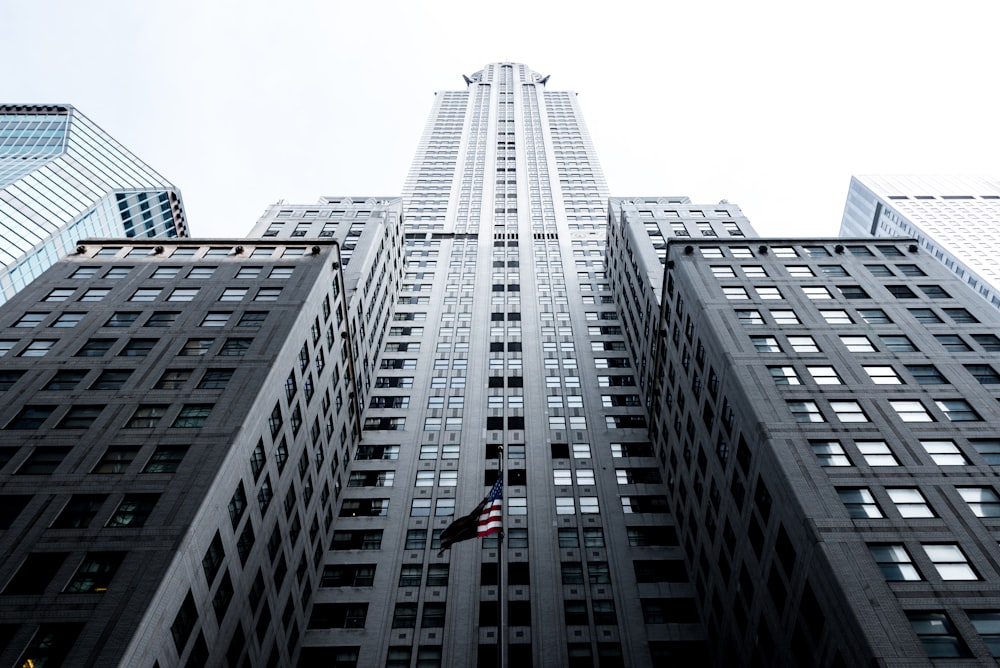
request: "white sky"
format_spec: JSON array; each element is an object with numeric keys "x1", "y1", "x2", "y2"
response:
[{"x1": 4, "y1": 0, "x2": 998, "y2": 238}]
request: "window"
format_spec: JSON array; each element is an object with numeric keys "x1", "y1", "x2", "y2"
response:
[
  {"x1": 865, "y1": 264, "x2": 893, "y2": 277},
  {"x1": 155, "y1": 369, "x2": 191, "y2": 389},
  {"x1": 890, "y1": 400, "x2": 933, "y2": 423},
  {"x1": 64, "y1": 551, "x2": 125, "y2": 593},
  {"x1": 788, "y1": 336, "x2": 819, "y2": 352},
  {"x1": 145, "y1": 311, "x2": 178, "y2": 327},
  {"x1": 887, "y1": 488, "x2": 934, "y2": 518},
  {"x1": 76, "y1": 338, "x2": 114, "y2": 357},
  {"x1": 788, "y1": 401, "x2": 823, "y2": 422},
  {"x1": 973, "y1": 334, "x2": 1000, "y2": 351},
  {"x1": 172, "y1": 404, "x2": 212, "y2": 428},
  {"x1": 7, "y1": 406, "x2": 56, "y2": 430},
  {"x1": 220, "y1": 338, "x2": 252, "y2": 356},
  {"x1": 106, "y1": 494, "x2": 158, "y2": 527},
  {"x1": 756, "y1": 286, "x2": 782, "y2": 300},
  {"x1": 880, "y1": 335, "x2": 916, "y2": 352},
  {"x1": 820, "y1": 309, "x2": 852, "y2": 324},
  {"x1": 80, "y1": 288, "x2": 110, "y2": 302},
  {"x1": 802, "y1": 286, "x2": 832, "y2": 300},
  {"x1": 124, "y1": 405, "x2": 167, "y2": 428},
  {"x1": 43, "y1": 370, "x2": 86, "y2": 391},
  {"x1": 886, "y1": 285, "x2": 917, "y2": 299},
  {"x1": 180, "y1": 338, "x2": 213, "y2": 356},
  {"x1": 786, "y1": 265, "x2": 814, "y2": 277},
  {"x1": 909, "y1": 308, "x2": 943, "y2": 323},
  {"x1": 58, "y1": 405, "x2": 102, "y2": 429},
  {"x1": 769, "y1": 366, "x2": 800, "y2": 385},
  {"x1": 143, "y1": 445, "x2": 188, "y2": 473},
  {"x1": 936, "y1": 335, "x2": 971, "y2": 352},
  {"x1": 859, "y1": 309, "x2": 891, "y2": 324},
  {"x1": 771, "y1": 246, "x2": 796, "y2": 258},
  {"x1": 90, "y1": 369, "x2": 132, "y2": 390},
  {"x1": 968, "y1": 612, "x2": 1000, "y2": 657},
  {"x1": 198, "y1": 369, "x2": 234, "y2": 389},
  {"x1": 924, "y1": 544, "x2": 978, "y2": 580},
  {"x1": 736, "y1": 309, "x2": 763, "y2": 325},
  {"x1": 711, "y1": 266, "x2": 736, "y2": 278},
  {"x1": 936, "y1": 399, "x2": 981, "y2": 422},
  {"x1": 723, "y1": 287, "x2": 749, "y2": 300},
  {"x1": 919, "y1": 285, "x2": 951, "y2": 299},
  {"x1": 906, "y1": 365, "x2": 948, "y2": 385},
  {"x1": 269, "y1": 267, "x2": 294, "y2": 279},
  {"x1": 838, "y1": 488, "x2": 882, "y2": 518},
  {"x1": 921, "y1": 440, "x2": 969, "y2": 465},
  {"x1": 20, "y1": 339, "x2": 55, "y2": 357},
  {"x1": 119, "y1": 338, "x2": 156, "y2": 357},
  {"x1": 52, "y1": 312, "x2": 85, "y2": 327},
  {"x1": 237, "y1": 311, "x2": 267, "y2": 327},
  {"x1": 14, "y1": 312, "x2": 46, "y2": 327},
  {"x1": 858, "y1": 441, "x2": 898, "y2": 466},
  {"x1": 201, "y1": 312, "x2": 230, "y2": 327},
  {"x1": 958, "y1": 487, "x2": 1000, "y2": 518},
  {"x1": 966, "y1": 364, "x2": 1000, "y2": 384},
  {"x1": 831, "y1": 400, "x2": 868, "y2": 422},
  {"x1": 187, "y1": 266, "x2": 216, "y2": 279},
  {"x1": 44, "y1": 288, "x2": 74, "y2": 302},
  {"x1": 944, "y1": 308, "x2": 978, "y2": 323},
  {"x1": 807, "y1": 366, "x2": 842, "y2": 385},
  {"x1": 770, "y1": 310, "x2": 799, "y2": 325},
  {"x1": 255, "y1": 288, "x2": 282, "y2": 301},
  {"x1": 167, "y1": 288, "x2": 199, "y2": 302},
  {"x1": 864, "y1": 366, "x2": 901, "y2": 384},
  {"x1": 840, "y1": 335, "x2": 875, "y2": 352},
  {"x1": 751, "y1": 336, "x2": 780, "y2": 353},
  {"x1": 869, "y1": 544, "x2": 920, "y2": 581},
  {"x1": 130, "y1": 288, "x2": 161, "y2": 302},
  {"x1": 220, "y1": 288, "x2": 248, "y2": 302},
  {"x1": 907, "y1": 612, "x2": 970, "y2": 658}
]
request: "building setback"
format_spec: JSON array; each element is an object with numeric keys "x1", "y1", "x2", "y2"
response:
[{"x1": 0, "y1": 105, "x2": 188, "y2": 305}]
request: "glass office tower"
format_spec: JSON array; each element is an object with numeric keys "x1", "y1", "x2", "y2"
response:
[{"x1": 0, "y1": 105, "x2": 188, "y2": 304}]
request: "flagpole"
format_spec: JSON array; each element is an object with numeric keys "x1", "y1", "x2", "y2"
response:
[{"x1": 496, "y1": 445, "x2": 505, "y2": 668}]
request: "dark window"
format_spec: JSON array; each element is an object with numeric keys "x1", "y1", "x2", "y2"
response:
[
  {"x1": 906, "y1": 611, "x2": 970, "y2": 658},
  {"x1": 90, "y1": 369, "x2": 132, "y2": 390},
  {"x1": 119, "y1": 338, "x2": 157, "y2": 356},
  {"x1": 124, "y1": 404, "x2": 167, "y2": 428},
  {"x1": 880, "y1": 335, "x2": 917, "y2": 352},
  {"x1": 146, "y1": 311, "x2": 180, "y2": 327},
  {"x1": 13, "y1": 623, "x2": 83, "y2": 668},
  {"x1": 0, "y1": 370, "x2": 26, "y2": 391},
  {"x1": 919, "y1": 285, "x2": 951, "y2": 299},
  {"x1": 202, "y1": 532, "x2": 225, "y2": 584},
  {"x1": 172, "y1": 404, "x2": 212, "y2": 428},
  {"x1": 105, "y1": 312, "x2": 139, "y2": 327},
  {"x1": 51, "y1": 494, "x2": 106, "y2": 528},
  {"x1": 886, "y1": 285, "x2": 917, "y2": 299},
  {"x1": 935, "y1": 335, "x2": 971, "y2": 352},
  {"x1": 220, "y1": 338, "x2": 252, "y2": 356},
  {"x1": 237, "y1": 311, "x2": 268, "y2": 327},
  {"x1": 909, "y1": 308, "x2": 942, "y2": 324},
  {"x1": 171, "y1": 592, "x2": 199, "y2": 653},
  {"x1": 944, "y1": 308, "x2": 978, "y2": 323},
  {"x1": 106, "y1": 494, "x2": 159, "y2": 527},
  {"x1": 2, "y1": 552, "x2": 69, "y2": 594},
  {"x1": 92, "y1": 445, "x2": 141, "y2": 473},
  {"x1": 143, "y1": 445, "x2": 189, "y2": 473},
  {"x1": 42, "y1": 369, "x2": 88, "y2": 392},
  {"x1": 966, "y1": 364, "x2": 1000, "y2": 384},
  {"x1": 228, "y1": 482, "x2": 247, "y2": 528},
  {"x1": 57, "y1": 405, "x2": 102, "y2": 429},
  {"x1": 15, "y1": 445, "x2": 69, "y2": 473},
  {"x1": 838, "y1": 285, "x2": 870, "y2": 299},
  {"x1": 76, "y1": 338, "x2": 115, "y2": 357},
  {"x1": 155, "y1": 369, "x2": 191, "y2": 389},
  {"x1": 64, "y1": 551, "x2": 125, "y2": 593},
  {"x1": 973, "y1": 334, "x2": 1000, "y2": 351}
]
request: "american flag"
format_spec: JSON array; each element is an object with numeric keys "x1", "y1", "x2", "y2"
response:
[{"x1": 477, "y1": 477, "x2": 503, "y2": 537}]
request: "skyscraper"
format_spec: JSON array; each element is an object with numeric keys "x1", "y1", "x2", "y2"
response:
[
  {"x1": 4, "y1": 63, "x2": 1000, "y2": 668},
  {"x1": 840, "y1": 175, "x2": 1000, "y2": 309},
  {"x1": 0, "y1": 105, "x2": 188, "y2": 304}
]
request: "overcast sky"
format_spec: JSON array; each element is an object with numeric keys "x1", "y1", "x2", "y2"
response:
[{"x1": 4, "y1": 0, "x2": 998, "y2": 238}]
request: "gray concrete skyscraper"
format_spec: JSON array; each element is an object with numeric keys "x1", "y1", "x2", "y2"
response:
[{"x1": 0, "y1": 105, "x2": 188, "y2": 304}]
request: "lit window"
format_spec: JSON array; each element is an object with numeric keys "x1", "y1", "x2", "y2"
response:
[
  {"x1": 924, "y1": 544, "x2": 978, "y2": 580},
  {"x1": 887, "y1": 488, "x2": 934, "y2": 518},
  {"x1": 920, "y1": 440, "x2": 969, "y2": 466},
  {"x1": 857, "y1": 441, "x2": 898, "y2": 466},
  {"x1": 219, "y1": 288, "x2": 248, "y2": 302},
  {"x1": 958, "y1": 487, "x2": 1000, "y2": 518},
  {"x1": 736, "y1": 309, "x2": 763, "y2": 325},
  {"x1": 831, "y1": 400, "x2": 868, "y2": 422},
  {"x1": 20, "y1": 340, "x2": 55, "y2": 357},
  {"x1": 130, "y1": 288, "x2": 161, "y2": 302},
  {"x1": 891, "y1": 400, "x2": 933, "y2": 423},
  {"x1": 723, "y1": 287, "x2": 749, "y2": 300},
  {"x1": 80, "y1": 288, "x2": 110, "y2": 302},
  {"x1": 756, "y1": 286, "x2": 782, "y2": 300},
  {"x1": 807, "y1": 366, "x2": 842, "y2": 385},
  {"x1": 840, "y1": 335, "x2": 875, "y2": 352},
  {"x1": 788, "y1": 336, "x2": 819, "y2": 353},
  {"x1": 770, "y1": 310, "x2": 799, "y2": 324},
  {"x1": 255, "y1": 288, "x2": 282, "y2": 301},
  {"x1": 786, "y1": 265, "x2": 814, "y2": 277},
  {"x1": 864, "y1": 366, "x2": 902, "y2": 384},
  {"x1": 820, "y1": 309, "x2": 852, "y2": 324},
  {"x1": 167, "y1": 288, "x2": 198, "y2": 302},
  {"x1": 802, "y1": 286, "x2": 832, "y2": 300}
]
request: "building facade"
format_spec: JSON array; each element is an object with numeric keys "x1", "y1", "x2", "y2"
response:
[
  {"x1": 839, "y1": 174, "x2": 1000, "y2": 310},
  {"x1": 0, "y1": 105, "x2": 188, "y2": 304},
  {"x1": 648, "y1": 235, "x2": 1000, "y2": 664}
]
